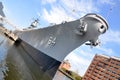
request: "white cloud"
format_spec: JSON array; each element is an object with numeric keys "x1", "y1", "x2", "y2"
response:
[
  {"x1": 42, "y1": 0, "x2": 99, "y2": 24},
  {"x1": 61, "y1": 0, "x2": 98, "y2": 16},
  {"x1": 100, "y1": 30, "x2": 120, "y2": 44},
  {"x1": 74, "y1": 46, "x2": 94, "y2": 58},
  {"x1": 96, "y1": 46, "x2": 114, "y2": 55},
  {"x1": 65, "y1": 52, "x2": 94, "y2": 76},
  {"x1": 41, "y1": 0, "x2": 56, "y2": 4},
  {"x1": 42, "y1": 4, "x2": 74, "y2": 24},
  {"x1": 41, "y1": 0, "x2": 116, "y2": 25},
  {"x1": 98, "y1": 0, "x2": 115, "y2": 5}
]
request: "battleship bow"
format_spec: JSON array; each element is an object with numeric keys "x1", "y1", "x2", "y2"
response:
[{"x1": 15, "y1": 13, "x2": 108, "y2": 79}]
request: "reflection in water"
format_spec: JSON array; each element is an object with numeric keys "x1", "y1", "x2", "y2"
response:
[
  {"x1": 4, "y1": 45, "x2": 35, "y2": 80},
  {"x1": 0, "y1": 33, "x2": 9, "y2": 80},
  {"x1": 0, "y1": 32, "x2": 71, "y2": 80},
  {"x1": 0, "y1": 40, "x2": 4, "y2": 45}
]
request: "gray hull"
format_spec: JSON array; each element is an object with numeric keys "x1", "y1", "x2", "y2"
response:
[
  {"x1": 15, "y1": 13, "x2": 108, "y2": 79},
  {"x1": 14, "y1": 39, "x2": 61, "y2": 79},
  {"x1": 16, "y1": 14, "x2": 108, "y2": 62}
]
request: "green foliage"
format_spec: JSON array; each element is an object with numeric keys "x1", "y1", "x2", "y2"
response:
[{"x1": 74, "y1": 75, "x2": 82, "y2": 80}]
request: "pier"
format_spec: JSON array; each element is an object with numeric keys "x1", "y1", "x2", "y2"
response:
[{"x1": 0, "y1": 26, "x2": 18, "y2": 41}]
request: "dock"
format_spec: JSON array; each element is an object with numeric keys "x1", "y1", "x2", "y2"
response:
[{"x1": 0, "y1": 26, "x2": 18, "y2": 41}]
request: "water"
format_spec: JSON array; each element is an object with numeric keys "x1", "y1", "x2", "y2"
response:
[{"x1": 0, "y1": 32, "x2": 71, "y2": 80}]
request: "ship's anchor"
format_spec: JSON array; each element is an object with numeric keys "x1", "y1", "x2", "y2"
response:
[{"x1": 76, "y1": 19, "x2": 87, "y2": 35}]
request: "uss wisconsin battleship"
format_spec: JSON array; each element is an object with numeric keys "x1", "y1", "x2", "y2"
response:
[{"x1": 0, "y1": 2, "x2": 108, "y2": 80}]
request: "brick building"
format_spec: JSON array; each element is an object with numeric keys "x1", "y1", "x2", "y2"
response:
[
  {"x1": 82, "y1": 54, "x2": 120, "y2": 80},
  {"x1": 59, "y1": 60, "x2": 71, "y2": 70}
]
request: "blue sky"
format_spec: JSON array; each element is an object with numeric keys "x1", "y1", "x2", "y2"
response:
[{"x1": 1, "y1": 0, "x2": 120, "y2": 76}]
